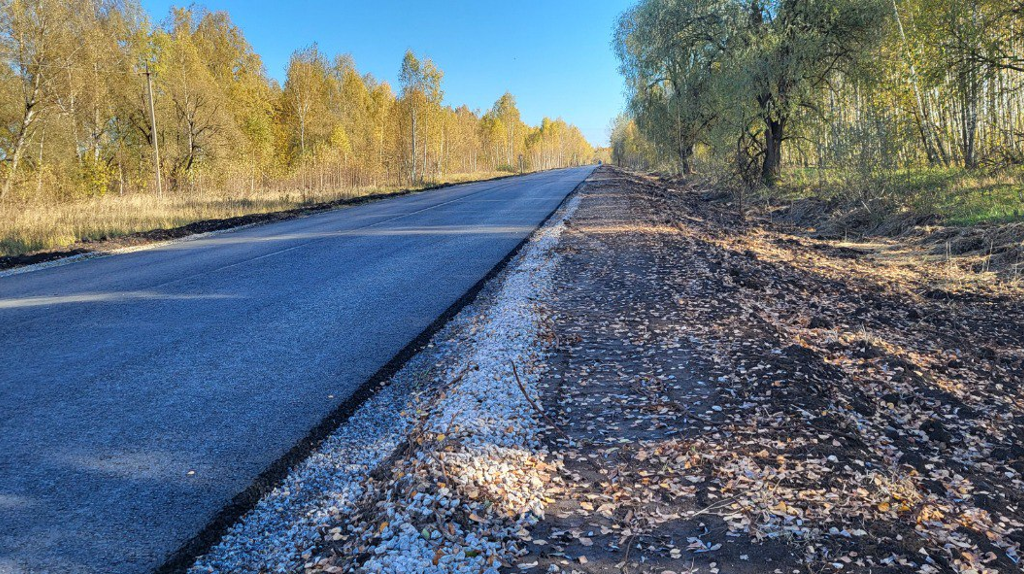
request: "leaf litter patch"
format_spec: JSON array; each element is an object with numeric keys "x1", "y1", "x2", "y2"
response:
[{"x1": 515, "y1": 167, "x2": 1024, "y2": 574}]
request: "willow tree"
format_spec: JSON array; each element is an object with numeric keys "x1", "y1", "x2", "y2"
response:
[
  {"x1": 734, "y1": 0, "x2": 889, "y2": 185},
  {"x1": 616, "y1": 0, "x2": 888, "y2": 185},
  {"x1": 615, "y1": 0, "x2": 738, "y2": 174}
]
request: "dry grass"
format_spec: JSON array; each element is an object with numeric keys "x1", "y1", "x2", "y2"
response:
[{"x1": 0, "y1": 172, "x2": 507, "y2": 257}]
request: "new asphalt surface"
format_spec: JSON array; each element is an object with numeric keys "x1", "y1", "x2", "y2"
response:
[{"x1": 0, "y1": 166, "x2": 594, "y2": 574}]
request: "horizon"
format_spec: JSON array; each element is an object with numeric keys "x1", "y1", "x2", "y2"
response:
[{"x1": 140, "y1": 0, "x2": 628, "y2": 147}]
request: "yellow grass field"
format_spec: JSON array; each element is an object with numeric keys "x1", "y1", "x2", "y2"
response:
[{"x1": 0, "y1": 172, "x2": 508, "y2": 257}]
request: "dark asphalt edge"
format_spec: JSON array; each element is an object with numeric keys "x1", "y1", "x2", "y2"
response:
[
  {"x1": 153, "y1": 168, "x2": 594, "y2": 574},
  {"x1": 0, "y1": 169, "x2": 572, "y2": 273}
]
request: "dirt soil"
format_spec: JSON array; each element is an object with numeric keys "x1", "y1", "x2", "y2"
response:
[{"x1": 514, "y1": 166, "x2": 1024, "y2": 574}]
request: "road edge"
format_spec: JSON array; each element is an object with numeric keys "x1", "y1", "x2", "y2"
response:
[{"x1": 153, "y1": 167, "x2": 595, "y2": 574}]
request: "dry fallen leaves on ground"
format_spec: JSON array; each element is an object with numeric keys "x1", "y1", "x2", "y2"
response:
[{"x1": 516, "y1": 167, "x2": 1024, "y2": 574}]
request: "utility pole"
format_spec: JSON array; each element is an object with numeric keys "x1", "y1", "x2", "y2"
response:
[
  {"x1": 410, "y1": 108, "x2": 417, "y2": 183},
  {"x1": 144, "y1": 62, "x2": 163, "y2": 197}
]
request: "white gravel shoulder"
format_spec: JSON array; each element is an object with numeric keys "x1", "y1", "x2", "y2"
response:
[
  {"x1": 350, "y1": 193, "x2": 580, "y2": 574},
  {"x1": 191, "y1": 193, "x2": 580, "y2": 574}
]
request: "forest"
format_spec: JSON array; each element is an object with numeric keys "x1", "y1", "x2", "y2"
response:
[
  {"x1": 612, "y1": 0, "x2": 1024, "y2": 225},
  {"x1": 0, "y1": 0, "x2": 594, "y2": 256}
]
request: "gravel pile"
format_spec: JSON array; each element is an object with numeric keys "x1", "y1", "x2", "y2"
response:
[
  {"x1": 191, "y1": 194, "x2": 580, "y2": 574},
  {"x1": 307, "y1": 195, "x2": 580, "y2": 574}
]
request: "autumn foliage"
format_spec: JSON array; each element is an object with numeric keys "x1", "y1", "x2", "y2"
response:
[{"x1": 0, "y1": 2, "x2": 594, "y2": 207}]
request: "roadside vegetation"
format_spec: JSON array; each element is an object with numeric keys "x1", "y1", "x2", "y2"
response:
[
  {"x1": 0, "y1": 171, "x2": 506, "y2": 258},
  {"x1": 0, "y1": 1, "x2": 595, "y2": 257},
  {"x1": 611, "y1": 0, "x2": 1024, "y2": 231},
  {"x1": 779, "y1": 166, "x2": 1024, "y2": 226}
]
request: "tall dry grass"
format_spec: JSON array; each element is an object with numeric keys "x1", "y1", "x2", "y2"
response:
[{"x1": 0, "y1": 172, "x2": 507, "y2": 257}]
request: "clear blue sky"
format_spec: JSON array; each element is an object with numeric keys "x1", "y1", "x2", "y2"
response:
[{"x1": 140, "y1": 0, "x2": 630, "y2": 146}]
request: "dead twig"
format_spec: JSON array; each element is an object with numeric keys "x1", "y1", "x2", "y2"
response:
[
  {"x1": 509, "y1": 360, "x2": 573, "y2": 443},
  {"x1": 684, "y1": 497, "x2": 739, "y2": 519}
]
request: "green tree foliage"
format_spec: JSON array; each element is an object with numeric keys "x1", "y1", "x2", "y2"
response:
[
  {"x1": 614, "y1": 0, "x2": 972, "y2": 188},
  {"x1": 615, "y1": 0, "x2": 738, "y2": 174},
  {"x1": 0, "y1": 0, "x2": 594, "y2": 204}
]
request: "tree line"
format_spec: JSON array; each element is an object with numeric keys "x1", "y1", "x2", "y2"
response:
[
  {"x1": 612, "y1": 0, "x2": 1024, "y2": 190},
  {"x1": 0, "y1": 0, "x2": 594, "y2": 203}
]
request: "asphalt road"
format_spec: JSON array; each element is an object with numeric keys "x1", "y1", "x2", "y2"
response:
[{"x1": 0, "y1": 166, "x2": 594, "y2": 574}]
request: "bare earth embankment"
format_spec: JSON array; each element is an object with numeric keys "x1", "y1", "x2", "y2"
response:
[
  {"x1": 192, "y1": 166, "x2": 1023, "y2": 574},
  {"x1": 516, "y1": 167, "x2": 1024, "y2": 573}
]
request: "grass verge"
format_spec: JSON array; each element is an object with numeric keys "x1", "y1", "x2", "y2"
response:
[{"x1": 777, "y1": 166, "x2": 1024, "y2": 226}]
